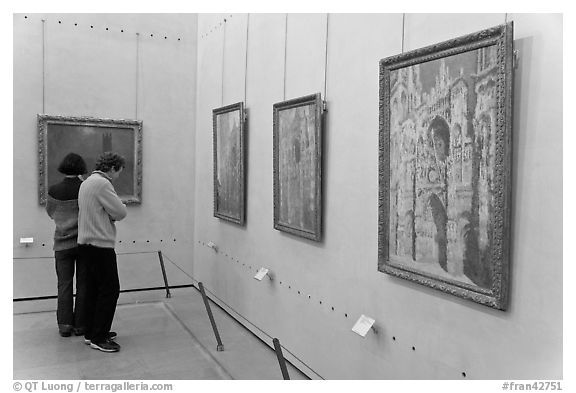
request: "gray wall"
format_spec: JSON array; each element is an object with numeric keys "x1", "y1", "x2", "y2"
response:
[
  {"x1": 13, "y1": 12, "x2": 563, "y2": 380},
  {"x1": 13, "y1": 14, "x2": 198, "y2": 299},
  {"x1": 192, "y1": 13, "x2": 562, "y2": 379}
]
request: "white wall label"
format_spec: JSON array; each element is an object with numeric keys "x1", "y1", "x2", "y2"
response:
[
  {"x1": 254, "y1": 267, "x2": 269, "y2": 281},
  {"x1": 19, "y1": 237, "x2": 34, "y2": 244},
  {"x1": 352, "y1": 315, "x2": 375, "y2": 337}
]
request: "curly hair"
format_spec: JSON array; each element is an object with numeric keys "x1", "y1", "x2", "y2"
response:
[
  {"x1": 95, "y1": 152, "x2": 126, "y2": 173},
  {"x1": 57, "y1": 153, "x2": 87, "y2": 175}
]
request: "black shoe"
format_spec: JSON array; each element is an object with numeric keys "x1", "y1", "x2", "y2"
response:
[
  {"x1": 73, "y1": 327, "x2": 86, "y2": 336},
  {"x1": 90, "y1": 339, "x2": 120, "y2": 353},
  {"x1": 59, "y1": 324, "x2": 73, "y2": 337},
  {"x1": 84, "y1": 332, "x2": 117, "y2": 345}
]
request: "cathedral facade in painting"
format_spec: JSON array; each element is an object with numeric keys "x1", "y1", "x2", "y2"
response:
[{"x1": 388, "y1": 46, "x2": 498, "y2": 289}]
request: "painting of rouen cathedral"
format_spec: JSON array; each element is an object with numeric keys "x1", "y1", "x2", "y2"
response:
[
  {"x1": 215, "y1": 109, "x2": 243, "y2": 222},
  {"x1": 277, "y1": 103, "x2": 318, "y2": 235},
  {"x1": 387, "y1": 45, "x2": 499, "y2": 291}
]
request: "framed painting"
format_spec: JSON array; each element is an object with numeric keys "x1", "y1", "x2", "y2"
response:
[
  {"x1": 378, "y1": 23, "x2": 513, "y2": 310},
  {"x1": 273, "y1": 93, "x2": 324, "y2": 242},
  {"x1": 213, "y1": 102, "x2": 246, "y2": 225},
  {"x1": 38, "y1": 114, "x2": 143, "y2": 205}
]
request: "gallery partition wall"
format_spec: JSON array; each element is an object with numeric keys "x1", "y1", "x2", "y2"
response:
[
  {"x1": 192, "y1": 14, "x2": 562, "y2": 379},
  {"x1": 13, "y1": 14, "x2": 198, "y2": 304}
]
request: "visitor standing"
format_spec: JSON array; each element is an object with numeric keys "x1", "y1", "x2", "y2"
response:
[
  {"x1": 78, "y1": 152, "x2": 127, "y2": 352},
  {"x1": 46, "y1": 153, "x2": 88, "y2": 338}
]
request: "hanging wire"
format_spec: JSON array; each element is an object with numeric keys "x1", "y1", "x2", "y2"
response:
[
  {"x1": 401, "y1": 13, "x2": 406, "y2": 53},
  {"x1": 41, "y1": 19, "x2": 46, "y2": 113},
  {"x1": 135, "y1": 33, "x2": 140, "y2": 119},
  {"x1": 221, "y1": 18, "x2": 227, "y2": 107},
  {"x1": 283, "y1": 13, "x2": 288, "y2": 101},
  {"x1": 244, "y1": 13, "x2": 250, "y2": 105},
  {"x1": 323, "y1": 13, "x2": 329, "y2": 101}
]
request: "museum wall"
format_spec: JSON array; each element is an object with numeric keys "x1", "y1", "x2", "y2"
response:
[
  {"x1": 13, "y1": 14, "x2": 198, "y2": 300},
  {"x1": 192, "y1": 14, "x2": 563, "y2": 379}
]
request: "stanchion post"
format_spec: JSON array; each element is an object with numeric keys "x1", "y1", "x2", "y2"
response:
[
  {"x1": 198, "y1": 282, "x2": 224, "y2": 351},
  {"x1": 157, "y1": 251, "x2": 172, "y2": 298},
  {"x1": 273, "y1": 338, "x2": 290, "y2": 380}
]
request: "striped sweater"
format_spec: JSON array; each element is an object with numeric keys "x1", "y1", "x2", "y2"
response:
[
  {"x1": 46, "y1": 196, "x2": 80, "y2": 251},
  {"x1": 78, "y1": 171, "x2": 127, "y2": 249}
]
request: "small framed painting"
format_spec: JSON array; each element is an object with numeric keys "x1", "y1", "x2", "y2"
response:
[
  {"x1": 273, "y1": 93, "x2": 324, "y2": 242},
  {"x1": 213, "y1": 102, "x2": 246, "y2": 225}
]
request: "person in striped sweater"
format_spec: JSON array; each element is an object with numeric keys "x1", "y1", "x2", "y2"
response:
[
  {"x1": 78, "y1": 152, "x2": 128, "y2": 353},
  {"x1": 46, "y1": 153, "x2": 88, "y2": 338}
]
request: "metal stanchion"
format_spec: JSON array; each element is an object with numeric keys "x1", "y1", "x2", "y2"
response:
[
  {"x1": 157, "y1": 251, "x2": 172, "y2": 298},
  {"x1": 273, "y1": 338, "x2": 290, "y2": 380},
  {"x1": 198, "y1": 282, "x2": 224, "y2": 351}
]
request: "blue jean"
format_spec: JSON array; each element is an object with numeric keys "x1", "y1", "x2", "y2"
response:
[{"x1": 55, "y1": 247, "x2": 88, "y2": 332}]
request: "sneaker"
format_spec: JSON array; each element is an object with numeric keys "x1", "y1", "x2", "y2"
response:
[
  {"x1": 84, "y1": 332, "x2": 117, "y2": 345},
  {"x1": 90, "y1": 339, "x2": 120, "y2": 353}
]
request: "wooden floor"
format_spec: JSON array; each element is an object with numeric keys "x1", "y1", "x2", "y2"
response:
[{"x1": 13, "y1": 288, "x2": 309, "y2": 380}]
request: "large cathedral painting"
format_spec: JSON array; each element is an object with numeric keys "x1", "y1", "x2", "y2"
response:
[
  {"x1": 38, "y1": 114, "x2": 143, "y2": 205},
  {"x1": 378, "y1": 23, "x2": 513, "y2": 310},
  {"x1": 273, "y1": 93, "x2": 324, "y2": 241},
  {"x1": 213, "y1": 102, "x2": 246, "y2": 225}
]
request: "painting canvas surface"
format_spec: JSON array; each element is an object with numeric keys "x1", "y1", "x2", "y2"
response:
[
  {"x1": 215, "y1": 109, "x2": 242, "y2": 220},
  {"x1": 277, "y1": 103, "x2": 318, "y2": 233},
  {"x1": 47, "y1": 124, "x2": 136, "y2": 197},
  {"x1": 387, "y1": 45, "x2": 499, "y2": 291}
]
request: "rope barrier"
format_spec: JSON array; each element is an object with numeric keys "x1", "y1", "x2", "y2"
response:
[
  {"x1": 14, "y1": 247, "x2": 323, "y2": 379},
  {"x1": 160, "y1": 252, "x2": 324, "y2": 379}
]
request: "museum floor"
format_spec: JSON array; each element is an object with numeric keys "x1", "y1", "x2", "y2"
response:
[{"x1": 13, "y1": 287, "x2": 309, "y2": 380}]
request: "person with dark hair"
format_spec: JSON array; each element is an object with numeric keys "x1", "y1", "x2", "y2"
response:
[
  {"x1": 45, "y1": 153, "x2": 88, "y2": 338},
  {"x1": 78, "y1": 152, "x2": 127, "y2": 353}
]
